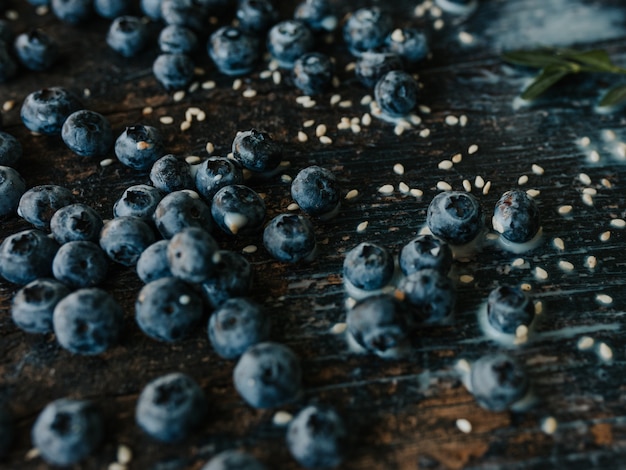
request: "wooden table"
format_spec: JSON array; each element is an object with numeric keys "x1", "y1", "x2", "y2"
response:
[{"x1": 2, "y1": 0, "x2": 626, "y2": 468}]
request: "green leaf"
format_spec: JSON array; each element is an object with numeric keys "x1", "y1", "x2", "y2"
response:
[
  {"x1": 520, "y1": 66, "x2": 570, "y2": 101},
  {"x1": 599, "y1": 84, "x2": 626, "y2": 107},
  {"x1": 502, "y1": 49, "x2": 573, "y2": 69},
  {"x1": 559, "y1": 48, "x2": 622, "y2": 73}
]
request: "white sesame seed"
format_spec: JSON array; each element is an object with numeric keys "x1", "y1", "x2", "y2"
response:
[
  {"x1": 552, "y1": 237, "x2": 565, "y2": 250},
  {"x1": 393, "y1": 163, "x2": 405, "y2": 175},
  {"x1": 579, "y1": 136, "x2": 591, "y2": 147},
  {"x1": 25, "y1": 448, "x2": 40, "y2": 460},
  {"x1": 462, "y1": 179, "x2": 472, "y2": 192},
  {"x1": 582, "y1": 187, "x2": 597, "y2": 195},
  {"x1": 458, "y1": 31, "x2": 474, "y2": 44},
  {"x1": 108, "y1": 463, "x2": 126, "y2": 470},
  {"x1": 536, "y1": 301, "x2": 544, "y2": 315},
  {"x1": 602, "y1": 129, "x2": 616, "y2": 141},
  {"x1": 482, "y1": 181, "x2": 491, "y2": 195},
  {"x1": 410, "y1": 188, "x2": 424, "y2": 198},
  {"x1": 557, "y1": 205, "x2": 573, "y2": 216},
  {"x1": 521, "y1": 283, "x2": 532, "y2": 291},
  {"x1": 356, "y1": 221, "x2": 369, "y2": 232},
  {"x1": 534, "y1": 266, "x2": 548, "y2": 280},
  {"x1": 332, "y1": 75, "x2": 341, "y2": 87},
  {"x1": 468, "y1": 144, "x2": 479, "y2": 155},
  {"x1": 173, "y1": 90, "x2": 185, "y2": 101},
  {"x1": 511, "y1": 258, "x2": 525, "y2": 268},
  {"x1": 330, "y1": 322, "x2": 347, "y2": 334},
  {"x1": 330, "y1": 94, "x2": 341, "y2": 106},
  {"x1": 272, "y1": 70, "x2": 282, "y2": 84},
  {"x1": 391, "y1": 28, "x2": 405, "y2": 42},
  {"x1": 588, "y1": 150, "x2": 600, "y2": 162},
  {"x1": 456, "y1": 419, "x2": 472, "y2": 434},
  {"x1": 451, "y1": 153, "x2": 462, "y2": 164},
  {"x1": 610, "y1": 218, "x2": 626, "y2": 228},
  {"x1": 516, "y1": 324, "x2": 529, "y2": 340},
  {"x1": 319, "y1": 135, "x2": 332, "y2": 145},
  {"x1": 302, "y1": 119, "x2": 315, "y2": 128},
  {"x1": 577, "y1": 336, "x2": 594, "y2": 350},
  {"x1": 541, "y1": 417, "x2": 558, "y2": 435},
  {"x1": 598, "y1": 342, "x2": 613, "y2": 361},
  {"x1": 232, "y1": 79, "x2": 242, "y2": 90},
  {"x1": 315, "y1": 124, "x2": 327, "y2": 137},
  {"x1": 531, "y1": 164, "x2": 544, "y2": 175},
  {"x1": 394, "y1": 124, "x2": 406, "y2": 136},
  {"x1": 272, "y1": 411, "x2": 293, "y2": 426},
  {"x1": 414, "y1": 4, "x2": 425, "y2": 16},
  {"x1": 339, "y1": 100, "x2": 353, "y2": 108},
  {"x1": 188, "y1": 81, "x2": 199, "y2": 93},
  {"x1": 459, "y1": 115, "x2": 468, "y2": 127},
  {"x1": 408, "y1": 114, "x2": 422, "y2": 126},
  {"x1": 344, "y1": 62, "x2": 356, "y2": 72},
  {"x1": 281, "y1": 175, "x2": 293, "y2": 183},
  {"x1": 596, "y1": 294, "x2": 613, "y2": 305},
  {"x1": 472, "y1": 175, "x2": 484, "y2": 189},
  {"x1": 203, "y1": 143, "x2": 214, "y2": 155},
  {"x1": 578, "y1": 173, "x2": 592, "y2": 185},
  {"x1": 378, "y1": 184, "x2": 394, "y2": 195},
  {"x1": 558, "y1": 260, "x2": 574, "y2": 272},
  {"x1": 297, "y1": 131, "x2": 308, "y2": 142},
  {"x1": 581, "y1": 193, "x2": 594, "y2": 206},
  {"x1": 159, "y1": 116, "x2": 174, "y2": 125},
  {"x1": 438, "y1": 160, "x2": 453, "y2": 170},
  {"x1": 526, "y1": 189, "x2": 540, "y2": 198},
  {"x1": 419, "y1": 128, "x2": 431, "y2": 138},
  {"x1": 242, "y1": 88, "x2": 257, "y2": 98},
  {"x1": 185, "y1": 156, "x2": 201, "y2": 164},
  {"x1": 259, "y1": 70, "x2": 272, "y2": 79},
  {"x1": 227, "y1": 152, "x2": 234, "y2": 159},
  {"x1": 35, "y1": 5, "x2": 49, "y2": 15},
  {"x1": 268, "y1": 59, "x2": 279, "y2": 70},
  {"x1": 360, "y1": 95, "x2": 373, "y2": 106},
  {"x1": 600, "y1": 231, "x2": 611, "y2": 242},
  {"x1": 142, "y1": 106, "x2": 153, "y2": 115},
  {"x1": 337, "y1": 121, "x2": 350, "y2": 130},
  {"x1": 601, "y1": 178, "x2": 612, "y2": 188},
  {"x1": 517, "y1": 175, "x2": 529, "y2": 185},
  {"x1": 459, "y1": 274, "x2": 474, "y2": 283},
  {"x1": 445, "y1": 115, "x2": 459, "y2": 126},
  {"x1": 100, "y1": 158, "x2": 114, "y2": 167},
  {"x1": 345, "y1": 189, "x2": 359, "y2": 200},
  {"x1": 398, "y1": 182, "x2": 410, "y2": 194},
  {"x1": 242, "y1": 245, "x2": 257, "y2": 254},
  {"x1": 351, "y1": 123, "x2": 361, "y2": 134},
  {"x1": 180, "y1": 120, "x2": 191, "y2": 132},
  {"x1": 5, "y1": 10, "x2": 18, "y2": 20},
  {"x1": 419, "y1": 104, "x2": 431, "y2": 114},
  {"x1": 2, "y1": 100, "x2": 14, "y2": 112},
  {"x1": 287, "y1": 203, "x2": 299, "y2": 211},
  {"x1": 303, "y1": 99, "x2": 317, "y2": 108}
]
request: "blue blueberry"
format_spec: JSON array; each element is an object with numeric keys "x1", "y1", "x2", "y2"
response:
[
  {"x1": 385, "y1": 28, "x2": 428, "y2": 66},
  {"x1": 374, "y1": 70, "x2": 419, "y2": 117},
  {"x1": 50, "y1": 203, "x2": 103, "y2": 244},
  {"x1": 99, "y1": 216, "x2": 156, "y2": 266},
  {"x1": 150, "y1": 154, "x2": 195, "y2": 192},
  {"x1": 141, "y1": 0, "x2": 162, "y2": 20},
  {"x1": 426, "y1": 191, "x2": 484, "y2": 246},
  {"x1": 18, "y1": 184, "x2": 75, "y2": 230},
  {"x1": 0, "y1": 229, "x2": 58, "y2": 285},
  {"x1": 136, "y1": 240, "x2": 173, "y2": 284},
  {"x1": 211, "y1": 184, "x2": 266, "y2": 236},
  {"x1": 51, "y1": 0, "x2": 93, "y2": 24},
  {"x1": 202, "y1": 450, "x2": 267, "y2": 470},
  {"x1": 236, "y1": 0, "x2": 279, "y2": 35},
  {"x1": 294, "y1": 0, "x2": 337, "y2": 32},
  {"x1": 53, "y1": 287, "x2": 123, "y2": 355},
  {"x1": 342, "y1": 7, "x2": 393, "y2": 57},
  {"x1": 435, "y1": 0, "x2": 478, "y2": 15},
  {"x1": 11, "y1": 278, "x2": 70, "y2": 334},
  {"x1": 399, "y1": 234, "x2": 453, "y2": 276},
  {"x1": 153, "y1": 189, "x2": 213, "y2": 238},
  {"x1": 346, "y1": 294, "x2": 410, "y2": 358},
  {"x1": 469, "y1": 353, "x2": 529, "y2": 411},
  {"x1": 115, "y1": 124, "x2": 165, "y2": 170},
  {"x1": 161, "y1": 0, "x2": 208, "y2": 31},
  {"x1": 31, "y1": 398, "x2": 103, "y2": 466},
  {"x1": 343, "y1": 242, "x2": 394, "y2": 291},
  {"x1": 153, "y1": 53, "x2": 195, "y2": 91},
  {"x1": 14, "y1": 29, "x2": 59, "y2": 71},
  {"x1": 159, "y1": 24, "x2": 198, "y2": 54},
  {"x1": 0, "y1": 44, "x2": 17, "y2": 83},
  {"x1": 291, "y1": 165, "x2": 341, "y2": 219},
  {"x1": 286, "y1": 405, "x2": 347, "y2": 469},
  {"x1": 0, "y1": 166, "x2": 26, "y2": 216},
  {"x1": 136, "y1": 277, "x2": 204, "y2": 342},
  {"x1": 232, "y1": 129, "x2": 282, "y2": 174},
  {"x1": 208, "y1": 298, "x2": 270, "y2": 360},
  {"x1": 167, "y1": 227, "x2": 218, "y2": 283},
  {"x1": 292, "y1": 52, "x2": 334, "y2": 95},
  {"x1": 267, "y1": 20, "x2": 314, "y2": 69},
  {"x1": 263, "y1": 213, "x2": 317, "y2": 263},
  {"x1": 113, "y1": 184, "x2": 164, "y2": 221},
  {"x1": 61, "y1": 109, "x2": 114, "y2": 157},
  {"x1": 208, "y1": 26, "x2": 260, "y2": 77},
  {"x1": 135, "y1": 372, "x2": 207, "y2": 442},
  {"x1": 492, "y1": 189, "x2": 540, "y2": 244},
  {"x1": 397, "y1": 269, "x2": 456, "y2": 324},
  {"x1": 107, "y1": 16, "x2": 149, "y2": 58},
  {"x1": 194, "y1": 156, "x2": 244, "y2": 200},
  {"x1": 355, "y1": 51, "x2": 403, "y2": 89},
  {"x1": 52, "y1": 240, "x2": 109, "y2": 288},
  {"x1": 20, "y1": 87, "x2": 83, "y2": 135},
  {"x1": 0, "y1": 131, "x2": 22, "y2": 167},
  {"x1": 487, "y1": 285, "x2": 534, "y2": 335},
  {"x1": 233, "y1": 341, "x2": 302, "y2": 408},
  {"x1": 0, "y1": 402, "x2": 13, "y2": 458},
  {"x1": 94, "y1": 0, "x2": 130, "y2": 18},
  {"x1": 201, "y1": 250, "x2": 253, "y2": 308}
]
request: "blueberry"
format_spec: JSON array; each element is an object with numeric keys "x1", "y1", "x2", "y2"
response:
[
  {"x1": 0, "y1": 134, "x2": 15, "y2": 166},
  {"x1": 94, "y1": 0, "x2": 130, "y2": 18},
  {"x1": 267, "y1": 20, "x2": 314, "y2": 69},
  {"x1": 291, "y1": 165, "x2": 341, "y2": 219},
  {"x1": 0, "y1": 166, "x2": 26, "y2": 216},
  {"x1": 161, "y1": 0, "x2": 208, "y2": 31},
  {"x1": 207, "y1": 26, "x2": 260, "y2": 77},
  {"x1": 233, "y1": 342, "x2": 302, "y2": 408},
  {"x1": 435, "y1": 0, "x2": 478, "y2": 15},
  {"x1": 195, "y1": 156, "x2": 244, "y2": 200},
  {"x1": 346, "y1": 294, "x2": 410, "y2": 358},
  {"x1": 0, "y1": 44, "x2": 17, "y2": 83},
  {"x1": 201, "y1": 250, "x2": 253, "y2": 308},
  {"x1": 292, "y1": 52, "x2": 334, "y2": 95},
  {"x1": 115, "y1": 124, "x2": 165, "y2": 170},
  {"x1": 52, "y1": 240, "x2": 109, "y2": 288},
  {"x1": 236, "y1": 0, "x2": 279, "y2": 35},
  {"x1": 343, "y1": 242, "x2": 394, "y2": 291},
  {"x1": 342, "y1": 7, "x2": 393, "y2": 57},
  {"x1": 53, "y1": 287, "x2": 123, "y2": 354},
  {"x1": 20, "y1": 87, "x2": 83, "y2": 135},
  {"x1": 136, "y1": 277, "x2": 204, "y2": 342},
  {"x1": 211, "y1": 184, "x2": 266, "y2": 236},
  {"x1": 159, "y1": 24, "x2": 198, "y2": 54},
  {"x1": 355, "y1": 51, "x2": 403, "y2": 89},
  {"x1": 18, "y1": 184, "x2": 74, "y2": 230},
  {"x1": 294, "y1": 0, "x2": 337, "y2": 32},
  {"x1": 232, "y1": 129, "x2": 282, "y2": 174},
  {"x1": 107, "y1": 16, "x2": 149, "y2": 58},
  {"x1": 201, "y1": 450, "x2": 267, "y2": 470},
  {"x1": 286, "y1": 405, "x2": 347, "y2": 469},
  {"x1": 0, "y1": 402, "x2": 13, "y2": 458},
  {"x1": 208, "y1": 298, "x2": 270, "y2": 359},
  {"x1": 136, "y1": 239, "x2": 173, "y2": 283},
  {"x1": 50, "y1": 203, "x2": 104, "y2": 244},
  {"x1": 14, "y1": 29, "x2": 59, "y2": 71},
  {"x1": 399, "y1": 234, "x2": 453, "y2": 276},
  {"x1": 153, "y1": 53, "x2": 195, "y2": 91},
  {"x1": 487, "y1": 285, "x2": 534, "y2": 335},
  {"x1": 61, "y1": 109, "x2": 114, "y2": 157},
  {"x1": 113, "y1": 184, "x2": 164, "y2": 221},
  {"x1": 386, "y1": 28, "x2": 428, "y2": 67},
  {"x1": 51, "y1": 0, "x2": 93, "y2": 24},
  {"x1": 263, "y1": 213, "x2": 317, "y2": 263},
  {"x1": 426, "y1": 191, "x2": 484, "y2": 246},
  {"x1": 11, "y1": 278, "x2": 70, "y2": 334},
  {"x1": 397, "y1": 269, "x2": 455, "y2": 324},
  {"x1": 167, "y1": 227, "x2": 219, "y2": 283},
  {"x1": 0, "y1": 229, "x2": 58, "y2": 285},
  {"x1": 153, "y1": 189, "x2": 213, "y2": 238},
  {"x1": 99, "y1": 216, "x2": 156, "y2": 266},
  {"x1": 492, "y1": 189, "x2": 540, "y2": 244},
  {"x1": 141, "y1": 0, "x2": 162, "y2": 20},
  {"x1": 135, "y1": 372, "x2": 207, "y2": 442},
  {"x1": 150, "y1": 154, "x2": 195, "y2": 192},
  {"x1": 469, "y1": 353, "x2": 529, "y2": 411},
  {"x1": 374, "y1": 70, "x2": 419, "y2": 117},
  {"x1": 31, "y1": 398, "x2": 103, "y2": 466}
]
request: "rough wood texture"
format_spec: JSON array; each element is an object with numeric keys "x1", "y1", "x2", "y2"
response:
[{"x1": 2, "y1": 0, "x2": 626, "y2": 468}]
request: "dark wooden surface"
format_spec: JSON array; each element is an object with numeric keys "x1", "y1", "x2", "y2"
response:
[{"x1": 3, "y1": 0, "x2": 626, "y2": 468}]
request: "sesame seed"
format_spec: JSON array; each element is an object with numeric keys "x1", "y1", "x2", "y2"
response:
[
  {"x1": 557, "y1": 205, "x2": 573, "y2": 215},
  {"x1": 438, "y1": 160, "x2": 453, "y2": 170},
  {"x1": 458, "y1": 31, "x2": 474, "y2": 44},
  {"x1": 459, "y1": 274, "x2": 474, "y2": 283},
  {"x1": 511, "y1": 258, "x2": 525, "y2": 268},
  {"x1": 259, "y1": 70, "x2": 272, "y2": 79},
  {"x1": 602, "y1": 129, "x2": 616, "y2": 141},
  {"x1": 518, "y1": 175, "x2": 529, "y2": 185},
  {"x1": 516, "y1": 324, "x2": 529, "y2": 339},
  {"x1": 297, "y1": 131, "x2": 308, "y2": 142},
  {"x1": 360, "y1": 95, "x2": 373, "y2": 106},
  {"x1": 100, "y1": 158, "x2": 114, "y2": 167},
  {"x1": 445, "y1": 115, "x2": 459, "y2": 126},
  {"x1": 601, "y1": 178, "x2": 612, "y2": 188},
  {"x1": 339, "y1": 100, "x2": 352, "y2": 108},
  {"x1": 610, "y1": 218, "x2": 626, "y2": 228},
  {"x1": 108, "y1": 463, "x2": 126, "y2": 470},
  {"x1": 232, "y1": 79, "x2": 242, "y2": 90},
  {"x1": 599, "y1": 231, "x2": 611, "y2": 242},
  {"x1": 578, "y1": 336, "x2": 594, "y2": 350},
  {"x1": 35, "y1": 5, "x2": 49, "y2": 15},
  {"x1": 578, "y1": 173, "x2": 592, "y2": 185},
  {"x1": 345, "y1": 189, "x2": 359, "y2": 200},
  {"x1": 187, "y1": 82, "x2": 199, "y2": 93},
  {"x1": 179, "y1": 295, "x2": 191, "y2": 305},
  {"x1": 552, "y1": 237, "x2": 565, "y2": 250},
  {"x1": 393, "y1": 163, "x2": 405, "y2": 175},
  {"x1": 351, "y1": 123, "x2": 361, "y2": 134},
  {"x1": 303, "y1": 99, "x2": 317, "y2": 108},
  {"x1": 598, "y1": 342, "x2": 613, "y2": 361},
  {"x1": 419, "y1": 105, "x2": 431, "y2": 114},
  {"x1": 531, "y1": 164, "x2": 544, "y2": 175},
  {"x1": 356, "y1": 221, "x2": 369, "y2": 232},
  {"x1": 185, "y1": 156, "x2": 201, "y2": 164},
  {"x1": 332, "y1": 76, "x2": 341, "y2": 87},
  {"x1": 287, "y1": 203, "x2": 299, "y2": 211},
  {"x1": 268, "y1": 59, "x2": 279, "y2": 70},
  {"x1": 272, "y1": 70, "x2": 282, "y2": 84},
  {"x1": 242, "y1": 245, "x2": 257, "y2": 254},
  {"x1": 461, "y1": 180, "x2": 471, "y2": 192},
  {"x1": 273, "y1": 411, "x2": 293, "y2": 425},
  {"x1": 315, "y1": 124, "x2": 327, "y2": 137},
  {"x1": 419, "y1": 128, "x2": 431, "y2": 138},
  {"x1": 391, "y1": 28, "x2": 405, "y2": 42},
  {"x1": 582, "y1": 193, "x2": 594, "y2": 206},
  {"x1": 345, "y1": 62, "x2": 356, "y2": 72},
  {"x1": 521, "y1": 283, "x2": 532, "y2": 291},
  {"x1": 5, "y1": 10, "x2": 18, "y2": 20},
  {"x1": 437, "y1": 181, "x2": 452, "y2": 191},
  {"x1": 482, "y1": 181, "x2": 491, "y2": 195},
  {"x1": 337, "y1": 121, "x2": 350, "y2": 130},
  {"x1": 410, "y1": 188, "x2": 424, "y2": 198},
  {"x1": 394, "y1": 124, "x2": 406, "y2": 136},
  {"x1": 474, "y1": 175, "x2": 484, "y2": 189},
  {"x1": 25, "y1": 448, "x2": 40, "y2": 460},
  {"x1": 526, "y1": 189, "x2": 540, "y2": 198},
  {"x1": 579, "y1": 136, "x2": 591, "y2": 147},
  {"x1": 196, "y1": 111, "x2": 206, "y2": 121},
  {"x1": 541, "y1": 417, "x2": 558, "y2": 435},
  {"x1": 330, "y1": 94, "x2": 341, "y2": 106},
  {"x1": 468, "y1": 144, "x2": 479, "y2": 154},
  {"x1": 303, "y1": 119, "x2": 315, "y2": 128},
  {"x1": 585, "y1": 256, "x2": 597, "y2": 269},
  {"x1": 534, "y1": 266, "x2": 548, "y2": 280},
  {"x1": 456, "y1": 419, "x2": 472, "y2": 434},
  {"x1": 2, "y1": 100, "x2": 14, "y2": 111},
  {"x1": 330, "y1": 322, "x2": 347, "y2": 334},
  {"x1": 558, "y1": 260, "x2": 574, "y2": 272},
  {"x1": 180, "y1": 120, "x2": 191, "y2": 132},
  {"x1": 142, "y1": 106, "x2": 153, "y2": 115},
  {"x1": 582, "y1": 187, "x2": 597, "y2": 195},
  {"x1": 414, "y1": 5, "x2": 425, "y2": 16},
  {"x1": 242, "y1": 89, "x2": 257, "y2": 98},
  {"x1": 588, "y1": 150, "x2": 600, "y2": 162},
  {"x1": 596, "y1": 294, "x2": 613, "y2": 305},
  {"x1": 136, "y1": 141, "x2": 153, "y2": 150},
  {"x1": 281, "y1": 175, "x2": 292, "y2": 183},
  {"x1": 398, "y1": 182, "x2": 410, "y2": 193},
  {"x1": 159, "y1": 116, "x2": 174, "y2": 125},
  {"x1": 319, "y1": 135, "x2": 332, "y2": 145},
  {"x1": 205, "y1": 142, "x2": 214, "y2": 154},
  {"x1": 451, "y1": 153, "x2": 462, "y2": 164},
  {"x1": 173, "y1": 90, "x2": 185, "y2": 102},
  {"x1": 378, "y1": 184, "x2": 394, "y2": 195},
  {"x1": 459, "y1": 115, "x2": 468, "y2": 126}
]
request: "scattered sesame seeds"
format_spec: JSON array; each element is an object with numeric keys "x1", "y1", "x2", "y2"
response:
[
  {"x1": 459, "y1": 274, "x2": 474, "y2": 283},
  {"x1": 35, "y1": 5, "x2": 49, "y2": 15},
  {"x1": 598, "y1": 342, "x2": 613, "y2": 361},
  {"x1": 242, "y1": 89, "x2": 257, "y2": 98},
  {"x1": 173, "y1": 90, "x2": 185, "y2": 101},
  {"x1": 468, "y1": 144, "x2": 479, "y2": 154},
  {"x1": 319, "y1": 135, "x2": 332, "y2": 145},
  {"x1": 185, "y1": 156, "x2": 201, "y2": 164},
  {"x1": 599, "y1": 231, "x2": 611, "y2": 242},
  {"x1": 518, "y1": 175, "x2": 529, "y2": 185},
  {"x1": 438, "y1": 160, "x2": 453, "y2": 170},
  {"x1": 541, "y1": 417, "x2": 558, "y2": 435},
  {"x1": 5, "y1": 9, "x2": 18, "y2": 20},
  {"x1": 2, "y1": 100, "x2": 15, "y2": 112},
  {"x1": 452, "y1": 153, "x2": 462, "y2": 164},
  {"x1": 596, "y1": 294, "x2": 613, "y2": 305},
  {"x1": 159, "y1": 116, "x2": 174, "y2": 125},
  {"x1": 602, "y1": 129, "x2": 616, "y2": 141},
  {"x1": 259, "y1": 70, "x2": 272, "y2": 79},
  {"x1": 315, "y1": 124, "x2": 327, "y2": 137},
  {"x1": 482, "y1": 181, "x2": 491, "y2": 195},
  {"x1": 419, "y1": 104, "x2": 431, "y2": 114},
  {"x1": 558, "y1": 260, "x2": 574, "y2": 272},
  {"x1": 117, "y1": 445, "x2": 132, "y2": 465},
  {"x1": 345, "y1": 189, "x2": 359, "y2": 200},
  {"x1": 534, "y1": 266, "x2": 548, "y2": 280},
  {"x1": 360, "y1": 95, "x2": 373, "y2": 106},
  {"x1": 339, "y1": 100, "x2": 352, "y2": 108},
  {"x1": 100, "y1": 158, "x2": 114, "y2": 167},
  {"x1": 462, "y1": 180, "x2": 472, "y2": 192},
  {"x1": 579, "y1": 136, "x2": 591, "y2": 147},
  {"x1": 458, "y1": 31, "x2": 474, "y2": 44},
  {"x1": 578, "y1": 173, "x2": 592, "y2": 185},
  {"x1": 330, "y1": 94, "x2": 341, "y2": 106},
  {"x1": 205, "y1": 142, "x2": 214, "y2": 155},
  {"x1": 361, "y1": 113, "x2": 372, "y2": 127},
  {"x1": 344, "y1": 62, "x2": 356, "y2": 72},
  {"x1": 188, "y1": 82, "x2": 199, "y2": 93},
  {"x1": 552, "y1": 238, "x2": 565, "y2": 251},
  {"x1": 272, "y1": 70, "x2": 282, "y2": 85},
  {"x1": 445, "y1": 115, "x2": 459, "y2": 126},
  {"x1": 433, "y1": 18, "x2": 444, "y2": 30},
  {"x1": 581, "y1": 193, "x2": 594, "y2": 206},
  {"x1": 526, "y1": 189, "x2": 540, "y2": 198},
  {"x1": 459, "y1": 115, "x2": 468, "y2": 127},
  {"x1": 610, "y1": 218, "x2": 626, "y2": 228},
  {"x1": 108, "y1": 463, "x2": 126, "y2": 470},
  {"x1": 585, "y1": 256, "x2": 597, "y2": 269},
  {"x1": 25, "y1": 448, "x2": 40, "y2": 460},
  {"x1": 391, "y1": 28, "x2": 405, "y2": 42},
  {"x1": 557, "y1": 205, "x2": 573, "y2": 216},
  {"x1": 410, "y1": 188, "x2": 423, "y2": 198},
  {"x1": 297, "y1": 131, "x2": 308, "y2": 142},
  {"x1": 242, "y1": 245, "x2": 257, "y2": 254},
  {"x1": 578, "y1": 336, "x2": 594, "y2": 350},
  {"x1": 281, "y1": 174, "x2": 292, "y2": 183},
  {"x1": 180, "y1": 120, "x2": 191, "y2": 132},
  {"x1": 287, "y1": 203, "x2": 299, "y2": 211},
  {"x1": 531, "y1": 164, "x2": 545, "y2": 175},
  {"x1": 521, "y1": 283, "x2": 532, "y2": 291},
  {"x1": 393, "y1": 163, "x2": 405, "y2": 175},
  {"x1": 437, "y1": 181, "x2": 452, "y2": 191},
  {"x1": 232, "y1": 79, "x2": 242, "y2": 90},
  {"x1": 142, "y1": 106, "x2": 153, "y2": 115},
  {"x1": 378, "y1": 184, "x2": 394, "y2": 195},
  {"x1": 516, "y1": 324, "x2": 529, "y2": 340},
  {"x1": 356, "y1": 221, "x2": 369, "y2": 232},
  {"x1": 456, "y1": 419, "x2": 472, "y2": 434},
  {"x1": 511, "y1": 258, "x2": 525, "y2": 268},
  {"x1": 394, "y1": 124, "x2": 406, "y2": 136},
  {"x1": 474, "y1": 175, "x2": 485, "y2": 189},
  {"x1": 588, "y1": 150, "x2": 600, "y2": 162},
  {"x1": 601, "y1": 178, "x2": 612, "y2": 188},
  {"x1": 351, "y1": 123, "x2": 361, "y2": 134},
  {"x1": 330, "y1": 322, "x2": 348, "y2": 334},
  {"x1": 419, "y1": 128, "x2": 431, "y2": 138},
  {"x1": 398, "y1": 182, "x2": 410, "y2": 193},
  {"x1": 273, "y1": 411, "x2": 293, "y2": 426}
]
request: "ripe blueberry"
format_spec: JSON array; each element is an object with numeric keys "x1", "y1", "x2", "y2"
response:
[
  {"x1": 113, "y1": 184, "x2": 164, "y2": 221},
  {"x1": 115, "y1": 124, "x2": 165, "y2": 170},
  {"x1": 136, "y1": 239, "x2": 173, "y2": 284},
  {"x1": 385, "y1": 27, "x2": 429, "y2": 66},
  {"x1": 159, "y1": 24, "x2": 198, "y2": 54},
  {"x1": 426, "y1": 191, "x2": 484, "y2": 246},
  {"x1": 201, "y1": 249, "x2": 253, "y2": 308},
  {"x1": 194, "y1": 156, "x2": 244, "y2": 200},
  {"x1": 487, "y1": 285, "x2": 535, "y2": 335},
  {"x1": 11, "y1": 278, "x2": 70, "y2": 334},
  {"x1": 61, "y1": 109, "x2": 113, "y2": 157},
  {"x1": 267, "y1": 20, "x2": 314, "y2": 69},
  {"x1": 343, "y1": 242, "x2": 394, "y2": 292},
  {"x1": 355, "y1": 51, "x2": 403, "y2": 89},
  {"x1": 291, "y1": 165, "x2": 341, "y2": 219},
  {"x1": 14, "y1": 29, "x2": 58, "y2": 71},
  {"x1": 51, "y1": 0, "x2": 93, "y2": 24},
  {"x1": 0, "y1": 229, "x2": 58, "y2": 285},
  {"x1": 470, "y1": 353, "x2": 529, "y2": 411},
  {"x1": 208, "y1": 26, "x2": 260, "y2": 77},
  {"x1": 211, "y1": 184, "x2": 266, "y2": 236},
  {"x1": 396, "y1": 269, "x2": 456, "y2": 324},
  {"x1": 167, "y1": 227, "x2": 219, "y2": 283},
  {"x1": 153, "y1": 53, "x2": 195, "y2": 91},
  {"x1": 106, "y1": 16, "x2": 149, "y2": 58},
  {"x1": 399, "y1": 234, "x2": 453, "y2": 276},
  {"x1": 52, "y1": 240, "x2": 108, "y2": 288},
  {"x1": 0, "y1": 131, "x2": 22, "y2": 167},
  {"x1": 201, "y1": 450, "x2": 267, "y2": 470},
  {"x1": 374, "y1": 70, "x2": 419, "y2": 117},
  {"x1": 99, "y1": 216, "x2": 156, "y2": 266},
  {"x1": 150, "y1": 154, "x2": 195, "y2": 192},
  {"x1": 153, "y1": 189, "x2": 213, "y2": 238},
  {"x1": 294, "y1": 0, "x2": 337, "y2": 32},
  {"x1": 20, "y1": 87, "x2": 83, "y2": 135},
  {"x1": 232, "y1": 129, "x2": 282, "y2": 174},
  {"x1": 18, "y1": 184, "x2": 75, "y2": 230},
  {"x1": 292, "y1": 52, "x2": 334, "y2": 95},
  {"x1": 0, "y1": 166, "x2": 26, "y2": 216},
  {"x1": 492, "y1": 189, "x2": 540, "y2": 244},
  {"x1": 263, "y1": 213, "x2": 317, "y2": 263},
  {"x1": 50, "y1": 203, "x2": 104, "y2": 244},
  {"x1": 236, "y1": 0, "x2": 279, "y2": 35},
  {"x1": 342, "y1": 7, "x2": 393, "y2": 57}
]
